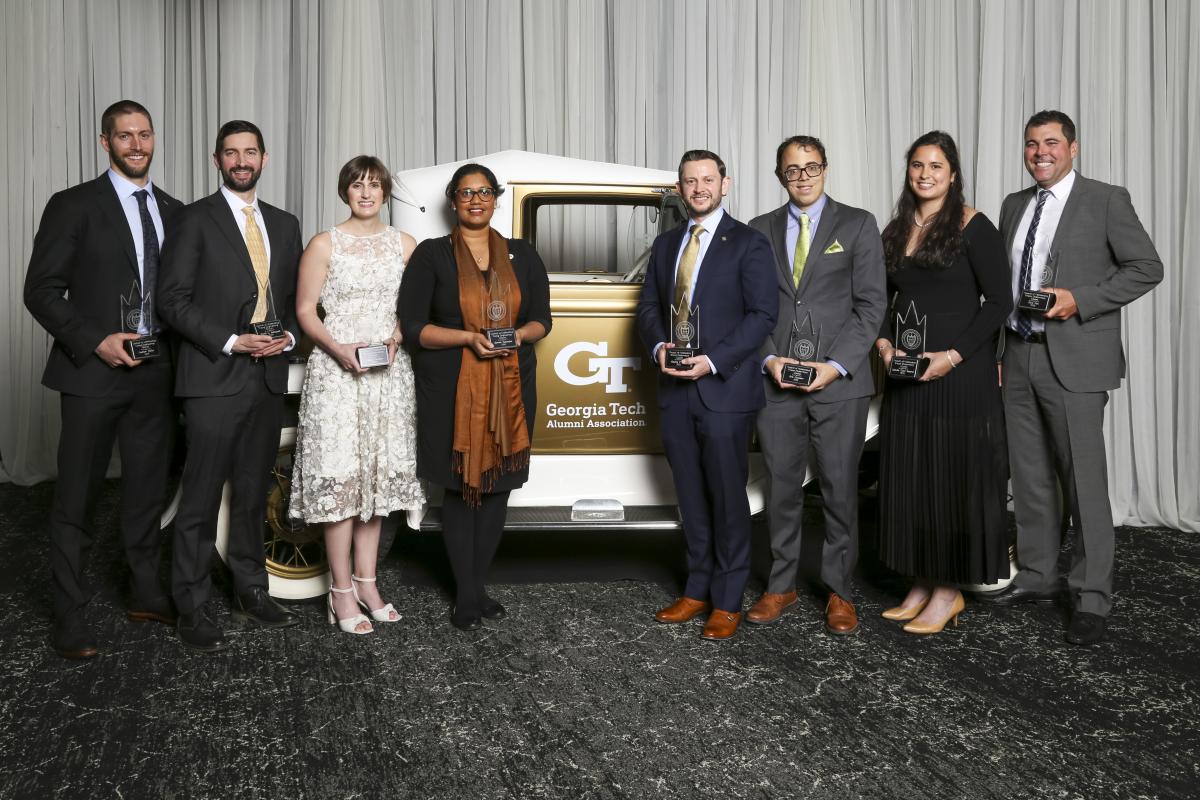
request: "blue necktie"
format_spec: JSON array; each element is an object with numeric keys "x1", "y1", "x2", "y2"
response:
[
  {"x1": 1015, "y1": 189, "x2": 1050, "y2": 340},
  {"x1": 133, "y1": 189, "x2": 160, "y2": 333}
]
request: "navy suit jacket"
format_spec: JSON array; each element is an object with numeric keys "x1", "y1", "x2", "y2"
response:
[{"x1": 636, "y1": 210, "x2": 777, "y2": 414}]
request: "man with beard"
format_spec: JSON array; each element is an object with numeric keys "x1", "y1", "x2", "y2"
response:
[
  {"x1": 25, "y1": 100, "x2": 183, "y2": 659},
  {"x1": 635, "y1": 150, "x2": 776, "y2": 640},
  {"x1": 157, "y1": 120, "x2": 302, "y2": 651}
]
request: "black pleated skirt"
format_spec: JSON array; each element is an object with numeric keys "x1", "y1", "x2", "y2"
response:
[{"x1": 877, "y1": 353, "x2": 1010, "y2": 584}]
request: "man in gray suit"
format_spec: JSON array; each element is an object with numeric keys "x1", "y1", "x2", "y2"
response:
[
  {"x1": 984, "y1": 110, "x2": 1162, "y2": 645},
  {"x1": 746, "y1": 136, "x2": 886, "y2": 635}
]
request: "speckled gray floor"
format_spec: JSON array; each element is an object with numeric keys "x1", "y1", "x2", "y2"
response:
[{"x1": 0, "y1": 481, "x2": 1195, "y2": 799}]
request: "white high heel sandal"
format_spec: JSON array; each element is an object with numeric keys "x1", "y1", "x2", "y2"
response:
[
  {"x1": 351, "y1": 575, "x2": 401, "y2": 622},
  {"x1": 328, "y1": 585, "x2": 373, "y2": 634}
]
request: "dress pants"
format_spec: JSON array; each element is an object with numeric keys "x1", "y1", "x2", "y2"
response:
[
  {"x1": 50, "y1": 360, "x2": 174, "y2": 621},
  {"x1": 171, "y1": 368, "x2": 282, "y2": 615},
  {"x1": 757, "y1": 393, "x2": 869, "y2": 601},
  {"x1": 440, "y1": 489, "x2": 510, "y2": 616},
  {"x1": 1003, "y1": 334, "x2": 1114, "y2": 616},
  {"x1": 659, "y1": 383, "x2": 755, "y2": 613}
]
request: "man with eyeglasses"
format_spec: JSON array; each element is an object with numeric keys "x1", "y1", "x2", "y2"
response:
[{"x1": 746, "y1": 135, "x2": 886, "y2": 635}]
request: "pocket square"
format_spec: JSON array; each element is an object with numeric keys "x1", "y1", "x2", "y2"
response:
[{"x1": 824, "y1": 240, "x2": 844, "y2": 254}]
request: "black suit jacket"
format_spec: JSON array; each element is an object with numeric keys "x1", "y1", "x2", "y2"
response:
[
  {"x1": 157, "y1": 190, "x2": 302, "y2": 397},
  {"x1": 24, "y1": 173, "x2": 183, "y2": 397}
]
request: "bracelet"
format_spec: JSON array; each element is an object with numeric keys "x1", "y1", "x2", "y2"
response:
[{"x1": 945, "y1": 352, "x2": 956, "y2": 369}]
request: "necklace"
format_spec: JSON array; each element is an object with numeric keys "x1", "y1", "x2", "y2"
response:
[{"x1": 913, "y1": 214, "x2": 928, "y2": 228}]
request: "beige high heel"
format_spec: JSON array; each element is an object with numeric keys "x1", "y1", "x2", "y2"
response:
[
  {"x1": 351, "y1": 575, "x2": 401, "y2": 622},
  {"x1": 903, "y1": 593, "x2": 965, "y2": 635},
  {"x1": 881, "y1": 596, "x2": 931, "y2": 621},
  {"x1": 328, "y1": 585, "x2": 373, "y2": 635}
]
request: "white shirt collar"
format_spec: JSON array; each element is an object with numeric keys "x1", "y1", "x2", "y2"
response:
[
  {"x1": 1039, "y1": 169, "x2": 1077, "y2": 201},
  {"x1": 107, "y1": 168, "x2": 155, "y2": 201},
  {"x1": 220, "y1": 184, "x2": 261, "y2": 217}
]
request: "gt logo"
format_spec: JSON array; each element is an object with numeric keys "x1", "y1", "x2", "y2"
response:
[{"x1": 554, "y1": 341, "x2": 641, "y2": 394}]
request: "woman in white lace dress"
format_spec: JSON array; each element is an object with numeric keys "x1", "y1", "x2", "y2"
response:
[{"x1": 290, "y1": 156, "x2": 424, "y2": 635}]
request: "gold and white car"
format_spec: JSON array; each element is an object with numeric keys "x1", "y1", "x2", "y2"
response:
[{"x1": 168, "y1": 151, "x2": 886, "y2": 600}]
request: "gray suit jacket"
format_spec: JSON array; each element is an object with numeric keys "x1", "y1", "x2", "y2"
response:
[
  {"x1": 998, "y1": 172, "x2": 1162, "y2": 393},
  {"x1": 749, "y1": 196, "x2": 887, "y2": 405}
]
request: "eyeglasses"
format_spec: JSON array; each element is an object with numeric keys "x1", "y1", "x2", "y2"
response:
[
  {"x1": 782, "y1": 163, "x2": 827, "y2": 181},
  {"x1": 455, "y1": 187, "x2": 497, "y2": 201}
]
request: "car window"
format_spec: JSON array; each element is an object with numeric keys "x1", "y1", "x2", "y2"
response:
[{"x1": 524, "y1": 194, "x2": 685, "y2": 279}]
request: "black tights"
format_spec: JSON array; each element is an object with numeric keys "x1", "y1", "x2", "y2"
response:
[{"x1": 441, "y1": 489, "x2": 510, "y2": 616}]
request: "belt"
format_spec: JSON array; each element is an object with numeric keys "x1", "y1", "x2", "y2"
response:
[{"x1": 1008, "y1": 328, "x2": 1046, "y2": 344}]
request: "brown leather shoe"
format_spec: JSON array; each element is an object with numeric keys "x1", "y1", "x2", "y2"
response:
[
  {"x1": 746, "y1": 590, "x2": 798, "y2": 625},
  {"x1": 700, "y1": 610, "x2": 742, "y2": 641},
  {"x1": 825, "y1": 593, "x2": 859, "y2": 635},
  {"x1": 655, "y1": 596, "x2": 710, "y2": 624}
]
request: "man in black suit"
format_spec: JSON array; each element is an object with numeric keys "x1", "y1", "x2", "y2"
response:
[
  {"x1": 24, "y1": 100, "x2": 182, "y2": 659},
  {"x1": 157, "y1": 120, "x2": 302, "y2": 652},
  {"x1": 635, "y1": 150, "x2": 777, "y2": 641}
]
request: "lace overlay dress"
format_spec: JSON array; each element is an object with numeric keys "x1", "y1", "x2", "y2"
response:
[{"x1": 290, "y1": 227, "x2": 424, "y2": 523}]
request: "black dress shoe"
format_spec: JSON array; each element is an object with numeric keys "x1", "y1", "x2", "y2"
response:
[
  {"x1": 480, "y1": 596, "x2": 507, "y2": 620},
  {"x1": 232, "y1": 586, "x2": 299, "y2": 629},
  {"x1": 975, "y1": 583, "x2": 1058, "y2": 607},
  {"x1": 177, "y1": 606, "x2": 227, "y2": 652},
  {"x1": 1065, "y1": 611, "x2": 1106, "y2": 645},
  {"x1": 52, "y1": 618, "x2": 99, "y2": 660},
  {"x1": 450, "y1": 606, "x2": 482, "y2": 631},
  {"x1": 127, "y1": 594, "x2": 177, "y2": 626}
]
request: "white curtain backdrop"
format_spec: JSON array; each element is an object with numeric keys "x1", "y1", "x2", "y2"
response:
[{"x1": 2, "y1": 0, "x2": 1196, "y2": 531}]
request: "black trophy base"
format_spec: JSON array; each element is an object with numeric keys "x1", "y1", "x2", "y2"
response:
[
  {"x1": 124, "y1": 336, "x2": 161, "y2": 360},
  {"x1": 665, "y1": 346, "x2": 698, "y2": 370},
  {"x1": 781, "y1": 362, "x2": 815, "y2": 387},
  {"x1": 485, "y1": 327, "x2": 518, "y2": 350},
  {"x1": 356, "y1": 343, "x2": 390, "y2": 369},
  {"x1": 1017, "y1": 290, "x2": 1057, "y2": 313},
  {"x1": 887, "y1": 355, "x2": 929, "y2": 380},
  {"x1": 250, "y1": 319, "x2": 287, "y2": 339}
]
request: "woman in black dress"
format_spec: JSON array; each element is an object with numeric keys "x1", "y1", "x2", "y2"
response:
[
  {"x1": 399, "y1": 163, "x2": 551, "y2": 630},
  {"x1": 875, "y1": 131, "x2": 1012, "y2": 634}
]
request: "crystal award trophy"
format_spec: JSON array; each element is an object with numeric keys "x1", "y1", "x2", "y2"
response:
[
  {"x1": 1017, "y1": 252, "x2": 1059, "y2": 313},
  {"x1": 249, "y1": 281, "x2": 286, "y2": 339},
  {"x1": 120, "y1": 280, "x2": 161, "y2": 359},
  {"x1": 781, "y1": 312, "x2": 821, "y2": 387},
  {"x1": 887, "y1": 301, "x2": 929, "y2": 380},
  {"x1": 666, "y1": 303, "x2": 700, "y2": 370},
  {"x1": 483, "y1": 281, "x2": 518, "y2": 350}
]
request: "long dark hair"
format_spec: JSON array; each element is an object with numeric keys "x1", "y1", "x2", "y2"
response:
[{"x1": 881, "y1": 130, "x2": 965, "y2": 271}]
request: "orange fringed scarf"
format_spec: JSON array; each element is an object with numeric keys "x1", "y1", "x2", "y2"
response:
[{"x1": 450, "y1": 227, "x2": 530, "y2": 505}]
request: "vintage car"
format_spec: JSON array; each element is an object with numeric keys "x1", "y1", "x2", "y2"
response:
[{"x1": 167, "y1": 151, "x2": 893, "y2": 599}]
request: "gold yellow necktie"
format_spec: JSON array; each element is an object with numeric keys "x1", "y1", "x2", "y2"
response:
[
  {"x1": 242, "y1": 206, "x2": 271, "y2": 323},
  {"x1": 792, "y1": 212, "x2": 810, "y2": 288},
  {"x1": 673, "y1": 223, "x2": 705, "y2": 325}
]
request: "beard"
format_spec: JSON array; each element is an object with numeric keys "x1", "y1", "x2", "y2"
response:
[
  {"x1": 683, "y1": 193, "x2": 719, "y2": 219},
  {"x1": 111, "y1": 149, "x2": 152, "y2": 179},
  {"x1": 221, "y1": 164, "x2": 261, "y2": 192}
]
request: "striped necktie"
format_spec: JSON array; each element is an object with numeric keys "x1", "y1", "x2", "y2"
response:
[
  {"x1": 242, "y1": 206, "x2": 271, "y2": 323},
  {"x1": 1015, "y1": 189, "x2": 1050, "y2": 340},
  {"x1": 673, "y1": 223, "x2": 704, "y2": 325}
]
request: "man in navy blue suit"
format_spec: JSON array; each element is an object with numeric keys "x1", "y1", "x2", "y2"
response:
[{"x1": 636, "y1": 150, "x2": 777, "y2": 641}]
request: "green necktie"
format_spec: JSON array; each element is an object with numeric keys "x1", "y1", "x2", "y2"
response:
[{"x1": 792, "y1": 212, "x2": 810, "y2": 288}]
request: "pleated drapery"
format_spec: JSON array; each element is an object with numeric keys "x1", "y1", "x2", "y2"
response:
[{"x1": 2, "y1": 0, "x2": 1196, "y2": 532}]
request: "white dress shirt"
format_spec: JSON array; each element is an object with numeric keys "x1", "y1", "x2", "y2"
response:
[
  {"x1": 107, "y1": 169, "x2": 165, "y2": 333},
  {"x1": 1008, "y1": 169, "x2": 1077, "y2": 333},
  {"x1": 217, "y1": 185, "x2": 293, "y2": 354}
]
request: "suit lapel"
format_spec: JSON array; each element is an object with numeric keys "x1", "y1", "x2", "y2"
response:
[
  {"x1": 94, "y1": 175, "x2": 139, "y2": 280},
  {"x1": 1004, "y1": 187, "x2": 1036, "y2": 256},
  {"x1": 767, "y1": 206, "x2": 795, "y2": 296},
  {"x1": 797, "y1": 196, "x2": 839, "y2": 297},
  {"x1": 690, "y1": 212, "x2": 736, "y2": 307},
  {"x1": 1048, "y1": 172, "x2": 1085, "y2": 259},
  {"x1": 204, "y1": 191, "x2": 256, "y2": 279}
]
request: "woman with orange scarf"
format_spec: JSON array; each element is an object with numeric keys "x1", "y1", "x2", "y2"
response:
[{"x1": 399, "y1": 163, "x2": 551, "y2": 631}]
